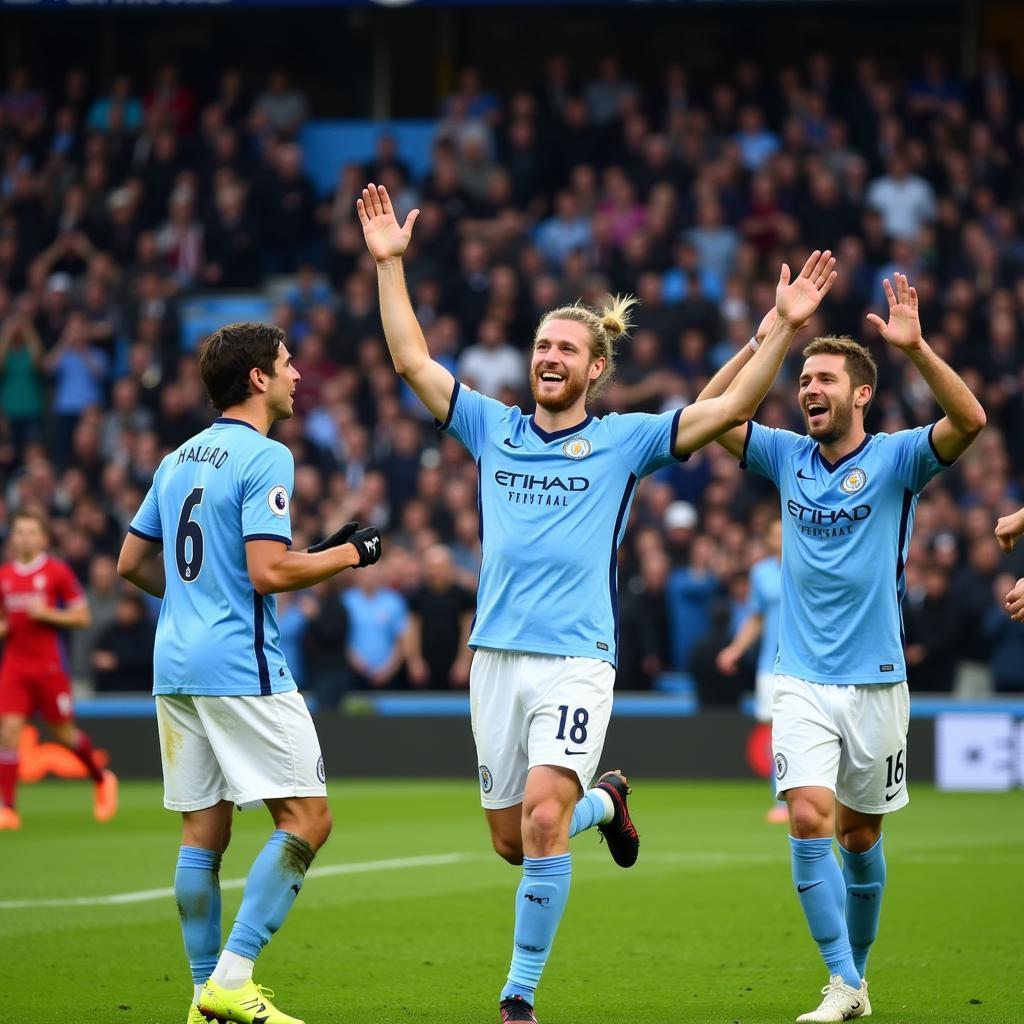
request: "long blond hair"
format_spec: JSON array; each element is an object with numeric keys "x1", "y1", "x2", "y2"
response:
[{"x1": 535, "y1": 294, "x2": 637, "y2": 400}]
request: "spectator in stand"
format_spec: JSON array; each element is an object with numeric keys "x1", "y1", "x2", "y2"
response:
[
  {"x1": 44, "y1": 312, "x2": 109, "y2": 465},
  {"x1": 202, "y1": 181, "x2": 262, "y2": 288},
  {"x1": 342, "y1": 560, "x2": 409, "y2": 689},
  {"x1": 253, "y1": 69, "x2": 310, "y2": 138},
  {"x1": 302, "y1": 579, "x2": 352, "y2": 711},
  {"x1": 983, "y1": 574, "x2": 1024, "y2": 692},
  {"x1": 260, "y1": 143, "x2": 317, "y2": 272},
  {"x1": 617, "y1": 546, "x2": 672, "y2": 690},
  {"x1": 457, "y1": 316, "x2": 526, "y2": 398},
  {"x1": 86, "y1": 74, "x2": 143, "y2": 135},
  {"x1": 535, "y1": 191, "x2": 592, "y2": 270},
  {"x1": 667, "y1": 534, "x2": 723, "y2": 672},
  {"x1": 405, "y1": 544, "x2": 475, "y2": 689},
  {"x1": 865, "y1": 150, "x2": 937, "y2": 240},
  {"x1": 91, "y1": 592, "x2": 155, "y2": 692},
  {"x1": 70, "y1": 554, "x2": 122, "y2": 684},
  {"x1": 0, "y1": 302, "x2": 44, "y2": 451}
]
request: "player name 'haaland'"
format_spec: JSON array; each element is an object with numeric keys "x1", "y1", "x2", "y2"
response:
[{"x1": 174, "y1": 444, "x2": 230, "y2": 469}]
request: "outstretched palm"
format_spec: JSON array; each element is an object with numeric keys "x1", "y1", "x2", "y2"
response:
[
  {"x1": 775, "y1": 249, "x2": 837, "y2": 327},
  {"x1": 866, "y1": 273, "x2": 923, "y2": 352},
  {"x1": 357, "y1": 183, "x2": 419, "y2": 263}
]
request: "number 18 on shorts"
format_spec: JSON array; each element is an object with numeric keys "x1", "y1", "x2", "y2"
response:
[{"x1": 469, "y1": 649, "x2": 615, "y2": 809}]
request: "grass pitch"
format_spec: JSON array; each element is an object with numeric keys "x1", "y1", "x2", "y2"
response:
[{"x1": 1, "y1": 779, "x2": 1021, "y2": 1023}]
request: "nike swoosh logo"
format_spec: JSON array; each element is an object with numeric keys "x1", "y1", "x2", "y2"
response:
[
  {"x1": 503, "y1": 438, "x2": 523, "y2": 448},
  {"x1": 884, "y1": 787, "x2": 903, "y2": 802},
  {"x1": 797, "y1": 468, "x2": 813, "y2": 480},
  {"x1": 564, "y1": 748, "x2": 588, "y2": 756},
  {"x1": 797, "y1": 881, "x2": 823, "y2": 893}
]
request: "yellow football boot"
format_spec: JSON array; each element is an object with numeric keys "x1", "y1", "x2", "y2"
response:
[{"x1": 198, "y1": 980, "x2": 303, "y2": 1024}]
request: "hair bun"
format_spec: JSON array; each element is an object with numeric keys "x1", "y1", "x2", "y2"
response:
[{"x1": 601, "y1": 294, "x2": 637, "y2": 341}]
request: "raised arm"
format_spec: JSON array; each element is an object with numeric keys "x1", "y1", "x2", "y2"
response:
[
  {"x1": 358, "y1": 183, "x2": 455, "y2": 422},
  {"x1": 866, "y1": 273, "x2": 986, "y2": 462},
  {"x1": 673, "y1": 250, "x2": 836, "y2": 458}
]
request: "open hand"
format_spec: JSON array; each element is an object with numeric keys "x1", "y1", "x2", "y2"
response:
[
  {"x1": 866, "y1": 273, "x2": 924, "y2": 352},
  {"x1": 775, "y1": 249, "x2": 837, "y2": 328},
  {"x1": 357, "y1": 183, "x2": 419, "y2": 263}
]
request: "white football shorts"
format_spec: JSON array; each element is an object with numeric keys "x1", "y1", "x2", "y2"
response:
[
  {"x1": 754, "y1": 669, "x2": 777, "y2": 723},
  {"x1": 155, "y1": 691, "x2": 328, "y2": 812},
  {"x1": 470, "y1": 648, "x2": 615, "y2": 809},
  {"x1": 771, "y1": 674, "x2": 910, "y2": 814}
]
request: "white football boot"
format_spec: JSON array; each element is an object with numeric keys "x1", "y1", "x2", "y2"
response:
[{"x1": 796, "y1": 974, "x2": 870, "y2": 1022}]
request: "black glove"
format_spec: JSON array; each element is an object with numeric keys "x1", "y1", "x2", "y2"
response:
[
  {"x1": 349, "y1": 526, "x2": 383, "y2": 567},
  {"x1": 308, "y1": 521, "x2": 360, "y2": 554}
]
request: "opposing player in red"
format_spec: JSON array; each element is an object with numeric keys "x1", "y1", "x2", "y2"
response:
[{"x1": 0, "y1": 508, "x2": 118, "y2": 829}]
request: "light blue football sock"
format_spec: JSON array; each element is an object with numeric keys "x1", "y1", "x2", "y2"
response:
[
  {"x1": 790, "y1": 836, "x2": 860, "y2": 989},
  {"x1": 174, "y1": 846, "x2": 222, "y2": 986},
  {"x1": 224, "y1": 830, "x2": 315, "y2": 961},
  {"x1": 568, "y1": 790, "x2": 607, "y2": 838},
  {"x1": 841, "y1": 836, "x2": 886, "y2": 978},
  {"x1": 500, "y1": 853, "x2": 572, "y2": 1005}
]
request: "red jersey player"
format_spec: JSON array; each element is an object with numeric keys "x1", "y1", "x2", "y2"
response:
[{"x1": 0, "y1": 509, "x2": 117, "y2": 829}]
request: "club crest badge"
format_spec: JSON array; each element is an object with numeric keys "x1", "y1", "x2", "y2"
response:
[
  {"x1": 562, "y1": 436, "x2": 592, "y2": 459},
  {"x1": 840, "y1": 467, "x2": 867, "y2": 494}
]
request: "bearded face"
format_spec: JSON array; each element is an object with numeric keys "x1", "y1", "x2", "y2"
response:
[{"x1": 529, "y1": 319, "x2": 601, "y2": 414}]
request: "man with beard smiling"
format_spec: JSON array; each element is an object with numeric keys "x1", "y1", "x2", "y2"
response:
[
  {"x1": 705, "y1": 274, "x2": 986, "y2": 1022},
  {"x1": 359, "y1": 182, "x2": 837, "y2": 1024}
]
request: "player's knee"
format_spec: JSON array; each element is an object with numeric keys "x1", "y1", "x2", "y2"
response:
[
  {"x1": 838, "y1": 822, "x2": 880, "y2": 853},
  {"x1": 522, "y1": 799, "x2": 568, "y2": 847},
  {"x1": 491, "y1": 833, "x2": 523, "y2": 865},
  {"x1": 0, "y1": 722, "x2": 20, "y2": 750},
  {"x1": 306, "y1": 805, "x2": 332, "y2": 851},
  {"x1": 787, "y1": 797, "x2": 830, "y2": 838}
]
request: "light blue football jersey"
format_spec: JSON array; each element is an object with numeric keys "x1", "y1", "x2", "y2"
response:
[
  {"x1": 742, "y1": 422, "x2": 949, "y2": 684},
  {"x1": 749, "y1": 556, "x2": 782, "y2": 675},
  {"x1": 129, "y1": 417, "x2": 297, "y2": 696},
  {"x1": 439, "y1": 381, "x2": 684, "y2": 665}
]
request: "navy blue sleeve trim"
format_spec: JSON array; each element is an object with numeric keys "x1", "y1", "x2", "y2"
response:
[
  {"x1": 128, "y1": 525, "x2": 162, "y2": 544},
  {"x1": 434, "y1": 378, "x2": 460, "y2": 432},
  {"x1": 669, "y1": 408, "x2": 690, "y2": 462},
  {"x1": 739, "y1": 420, "x2": 754, "y2": 470},
  {"x1": 243, "y1": 534, "x2": 292, "y2": 547},
  {"x1": 927, "y1": 422, "x2": 955, "y2": 467}
]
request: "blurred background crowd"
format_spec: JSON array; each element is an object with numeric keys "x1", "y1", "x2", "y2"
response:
[{"x1": 2, "y1": 38, "x2": 1024, "y2": 704}]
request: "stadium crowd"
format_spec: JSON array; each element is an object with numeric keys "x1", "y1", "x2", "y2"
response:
[{"x1": 1, "y1": 49, "x2": 1023, "y2": 703}]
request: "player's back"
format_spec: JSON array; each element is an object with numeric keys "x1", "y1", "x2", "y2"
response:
[{"x1": 130, "y1": 416, "x2": 296, "y2": 696}]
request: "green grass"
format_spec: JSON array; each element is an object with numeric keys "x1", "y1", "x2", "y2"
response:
[{"x1": 1, "y1": 780, "x2": 1022, "y2": 1023}]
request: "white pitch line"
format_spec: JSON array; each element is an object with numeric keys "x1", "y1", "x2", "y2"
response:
[{"x1": 0, "y1": 852, "x2": 471, "y2": 910}]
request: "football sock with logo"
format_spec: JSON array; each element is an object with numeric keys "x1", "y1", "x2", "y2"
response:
[
  {"x1": 501, "y1": 853, "x2": 572, "y2": 1005},
  {"x1": 69, "y1": 731, "x2": 105, "y2": 784},
  {"x1": 790, "y1": 836, "x2": 860, "y2": 989},
  {"x1": 175, "y1": 846, "x2": 222, "y2": 994},
  {"x1": 840, "y1": 835, "x2": 886, "y2": 978},
  {"x1": 0, "y1": 750, "x2": 18, "y2": 808},
  {"x1": 214, "y1": 831, "x2": 315, "y2": 985},
  {"x1": 568, "y1": 789, "x2": 613, "y2": 837}
]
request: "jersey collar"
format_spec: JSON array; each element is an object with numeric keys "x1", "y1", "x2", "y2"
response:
[
  {"x1": 214, "y1": 416, "x2": 259, "y2": 433},
  {"x1": 12, "y1": 553, "x2": 48, "y2": 575},
  {"x1": 528, "y1": 414, "x2": 593, "y2": 443},
  {"x1": 815, "y1": 434, "x2": 872, "y2": 473}
]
